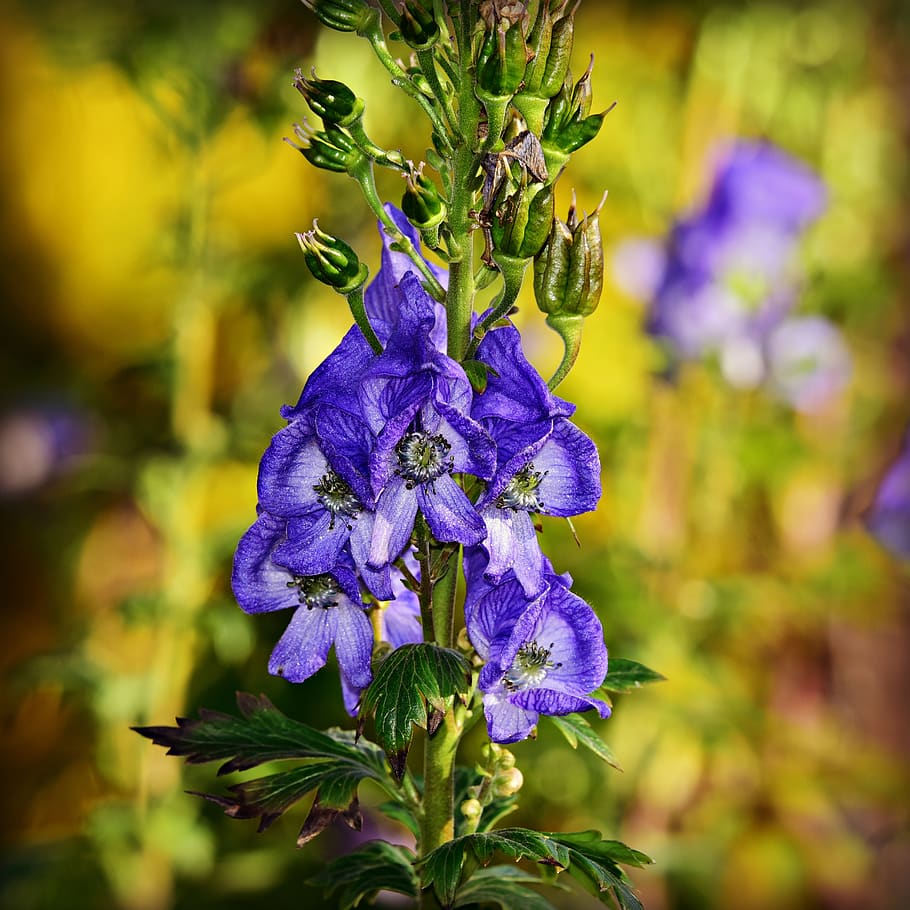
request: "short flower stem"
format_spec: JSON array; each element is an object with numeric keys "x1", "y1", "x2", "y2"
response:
[
  {"x1": 547, "y1": 314, "x2": 585, "y2": 389},
  {"x1": 467, "y1": 255, "x2": 528, "y2": 357},
  {"x1": 345, "y1": 285, "x2": 382, "y2": 353}
]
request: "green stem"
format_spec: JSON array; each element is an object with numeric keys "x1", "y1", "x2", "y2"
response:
[
  {"x1": 430, "y1": 545, "x2": 459, "y2": 648},
  {"x1": 351, "y1": 160, "x2": 447, "y2": 301},
  {"x1": 467, "y1": 254, "x2": 528, "y2": 357},
  {"x1": 417, "y1": 48, "x2": 459, "y2": 139},
  {"x1": 546, "y1": 314, "x2": 585, "y2": 389},
  {"x1": 420, "y1": 710, "x2": 460, "y2": 854},
  {"x1": 345, "y1": 285, "x2": 382, "y2": 353}
]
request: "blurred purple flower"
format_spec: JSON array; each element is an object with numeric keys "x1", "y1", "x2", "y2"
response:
[
  {"x1": 765, "y1": 316, "x2": 851, "y2": 414},
  {"x1": 0, "y1": 405, "x2": 95, "y2": 497},
  {"x1": 867, "y1": 431, "x2": 910, "y2": 560},
  {"x1": 641, "y1": 140, "x2": 826, "y2": 363}
]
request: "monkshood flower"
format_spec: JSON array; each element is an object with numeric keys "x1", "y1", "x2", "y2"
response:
[
  {"x1": 465, "y1": 558, "x2": 610, "y2": 744},
  {"x1": 642, "y1": 141, "x2": 826, "y2": 371},
  {"x1": 360, "y1": 272, "x2": 495, "y2": 567},
  {"x1": 866, "y1": 429, "x2": 910, "y2": 560},
  {"x1": 258, "y1": 403, "x2": 394, "y2": 599},
  {"x1": 765, "y1": 316, "x2": 851, "y2": 414},
  {"x1": 477, "y1": 419, "x2": 601, "y2": 596},
  {"x1": 365, "y1": 203, "x2": 448, "y2": 350},
  {"x1": 232, "y1": 512, "x2": 373, "y2": 707}
]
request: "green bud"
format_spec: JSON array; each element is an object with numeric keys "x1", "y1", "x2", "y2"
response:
[
  {"x1": 460, "y1": 798, "x2": 483, "y2": 821},
  {"x1": 297, "y1": 221, "x2": 368, "y2": 293},
  {"x1": 300, "y1": 0, "x2": 378, "y2": 34},
  {"x1": 284, "y1": 120, "x2": 358, "y2": 173},
  {"x1": 491, "y1": 178, "x2": 555, "y2": 261},
  {"x1": 476, "y1": 12, "x2": 528, "y2": 99},
  {"x1": 533, "y1": 191, "x2": 606, "y2": 318},
  {"x1": 400, "y1": 1, "x2": 439, "y2": 49},
  {"x1": 521, "y1": 0, "x2": 556, "y2": 97},
  {"x1": 401, "y1": 162, "x2": 446, "y2": 231},
  {"x1": 293, "y1": 70, "x2": 364, "y2": 128},
  {"x1": 492, "y1": 767, "x2": 524, "y2": 798}
]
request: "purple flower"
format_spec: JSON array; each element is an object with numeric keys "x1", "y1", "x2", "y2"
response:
[
  {"x1": 360, "y1": 273, "x2": 495, "y2": 567},
  {"x1": 232, "y1": 512, "x2": 373, "y2": 704},
  {"x1": 644, "y1": 140, "x2": 826, "y2": 364},
  {"x1": 466, "y1": 562, "x2": 610, "y2": 744},
  {"x1": 867, "y1": 430, "x2": 910, "y2": 560},
  {"x1": 365, "y1": 204, "x2": 448, "y2": 351},
  {"x1": 764, "y1": 316, "x2": 851, "y2": 414},
  {"x1": 477, "y1": 419, "x2": 601, "y2": 596},
  {"x1": 379, "y1": 552, "x2": 423, "y2": 648}
]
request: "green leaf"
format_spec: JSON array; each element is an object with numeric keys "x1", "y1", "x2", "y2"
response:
[
  {"x1": 310, "y1": 841, "x2": 419, "y2": 909},
  {"x1": 454, "y1": 867, "x2": 561, "y2": 910},
  {"x1": 359, "y1": 644, "x2": 471, "y2": 779},
  {"x1": 419, "y1": 827, "x2": 651, "y2": 909},
  {"x1": 135, "y1": 693, "x2": 397, "y2": 845},
  {"x1": 133, "y1": 692, "x2": 383, "y2": 774},
  {"x1": 598, "y1": 659, "x2": 665, "y2": 694},
  {"x1": 547, "y1": 714, "x2": 623, "y2": 771}
]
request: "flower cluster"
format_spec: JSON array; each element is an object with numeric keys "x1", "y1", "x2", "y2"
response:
[
  {"x1": 233, "y1": 207, "x2": 608, "y2": 739},
  {"x1": 613, "y1": 140, "x2": 851, "y2": 413}
]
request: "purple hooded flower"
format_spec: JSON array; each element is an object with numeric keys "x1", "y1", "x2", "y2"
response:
[
  {"x1": 867, "y1": 430, "x2": 910, "y2": 560},
  {"x1": 467, "y1": 568, "x2": 610, "y2": 744},
  {"x1": 477, "y1": 419, "x2": 601, "y2": 596},
  {"x1": 257, "y1": 403, "x2": 393, "y2": 599},
  {"x1": 360, "y1": 273, "x2": 495, "y2": 567},
  {"x1": 764, "y1": 316, "x2": 851, "y2": 414},
  {"x1": 644, "y1": 140, "x2": 826, "y2": 364},
  {"x1": 365, "y1": 204, "x2": 448, "y2": 351},
  {"x1": 232, "y1": 512, "x2": 373, "y2": 704}
]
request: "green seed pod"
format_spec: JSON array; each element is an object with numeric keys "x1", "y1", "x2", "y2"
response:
[
  {"x1": 399, "y1": 0, "x2": 439, "y2": 49},
  {"x1": 293, "y1": 70, "x2": 364, "y2": 128},
  {"x1": 533, "y1": 191, "x2": 605, "y2": 318},
  {"x1": 297, "y1": 221, "x2": 368, "y2": 293},
  {"x1": 491, "y1": 179, "x2": 555, "y2": 261},
  {"x1": 300, "y1": 0, "x2": 378, "y2": 34},
  {"x1": 521, "y1": 0, "x2": 556, "y2": 96},
  {"x1": 538, "y1": 6, "x2": 576, "y2": 99}
]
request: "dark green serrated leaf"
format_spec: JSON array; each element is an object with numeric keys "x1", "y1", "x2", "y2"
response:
[
  {"x1": 360, "y1": 644, "x2": 470, "y2": 779},
  {"x1": 133, "y1": 692, "x2": 384, "y2": 774},
  {"x1": 377, "y1": 800, "x2": 421, "y2": 838},
  {"x1": 547, "y1": 714, "x2": 623, "y2": 771},
  {"x1": 189, "y1": 761, "x2": 367, "y2": 832},
  {"x1": 419, "y1": 827, "x2": 651, "y2": 909},
  {"x1": 454, "y1": 867, "x2": 561, "y2": 910},
  {"x1": 310, "y1": 840, "x2": 419, "y2": 909},
  {"x1": 599, "y1": 659, "x2": 665, "y2": 694}
]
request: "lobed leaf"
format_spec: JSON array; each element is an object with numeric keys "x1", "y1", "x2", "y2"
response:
[
  {"x1": 310, "y1": 841, "x2": 419, "y2": 909},
  {"x1": 419, "y1": 827, "x2": 651, "y2": 909},
  {"x1": 133, "y1": 692, "x2": 385, "y2": 775},
  {"x1": 359, "y1": 644, "x2": 471, "y2": 779}
]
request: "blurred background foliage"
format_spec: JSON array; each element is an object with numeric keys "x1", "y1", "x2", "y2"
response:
[{"x1": 0, "y1": 0, "x2": 908, "y2": 908}]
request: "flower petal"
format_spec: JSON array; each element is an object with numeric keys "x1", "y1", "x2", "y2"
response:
[
  {"x1": 483, "y1": 693, "x2": 539, "y2": 744},
  {"x1": 231, "y1": 514, "x2": 300, "y2": 614},
  {"x1": 268, "y1": 605, "x2": 337, "y2": 683},
  {"x1": 334, "y1": 603, "x2": 374, "y2": 690},
  {"x1": 418, "y1": 474, "x2": 486, "y2": 545},
  {"x1": 369, "y1": 476, "x2": 418, "y2": 568},
  {"x1": 535, "y1": 420, "x2": 601, "y2": 516}
]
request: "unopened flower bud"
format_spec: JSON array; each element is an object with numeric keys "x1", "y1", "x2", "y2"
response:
[
  {"x1": 460, "y1": 798, "x2": 483, "y2": 821},
  {"x1": 293, "y1": 70, "x2": 364, "y2": 127},
  {"x1": 399, "y1": 0, "x2": 439, "y2": 49},
  {"x1": 300, "y1": 0, "x2": 378, "y2": 34},
  {"x1": 495, "y1": 748, "x2": 516, "y2": 770},
  {"x1": 492, "y1": 767, "x2": 524, "y2": 797},
  {"x1": 284, "y1": 120, "x2": 359, "y2": 173},
  {"x1": 297, "y1": 221, "x2": 368, "y2": 294},
  {"x1": 533, "y1": 191, "x2": 605, "y2": 319}
]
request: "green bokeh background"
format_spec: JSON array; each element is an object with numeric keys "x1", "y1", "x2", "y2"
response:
[{"x1": 1, "y1": 1, "x2": 908, "y2": 908}]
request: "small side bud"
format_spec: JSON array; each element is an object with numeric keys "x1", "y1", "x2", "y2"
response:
[
  {"x1": 401, "y1": 162, "x2": 447, "y2": 248},
  {"x1": 293, "y1": 70, "x2": 364, "y2": 128},
  {"x1": 460, "y1": 798, "x2": 483, "y2": 821},
  {"x1": 297, "y1": 221, "x2": 368, "y2": 294},
  {"x1": 491, "y1": 767, "x2": 524, "y2": 798},
  {"x1": 300, "y1": 0, "x2": 378, "y2": 34}
]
